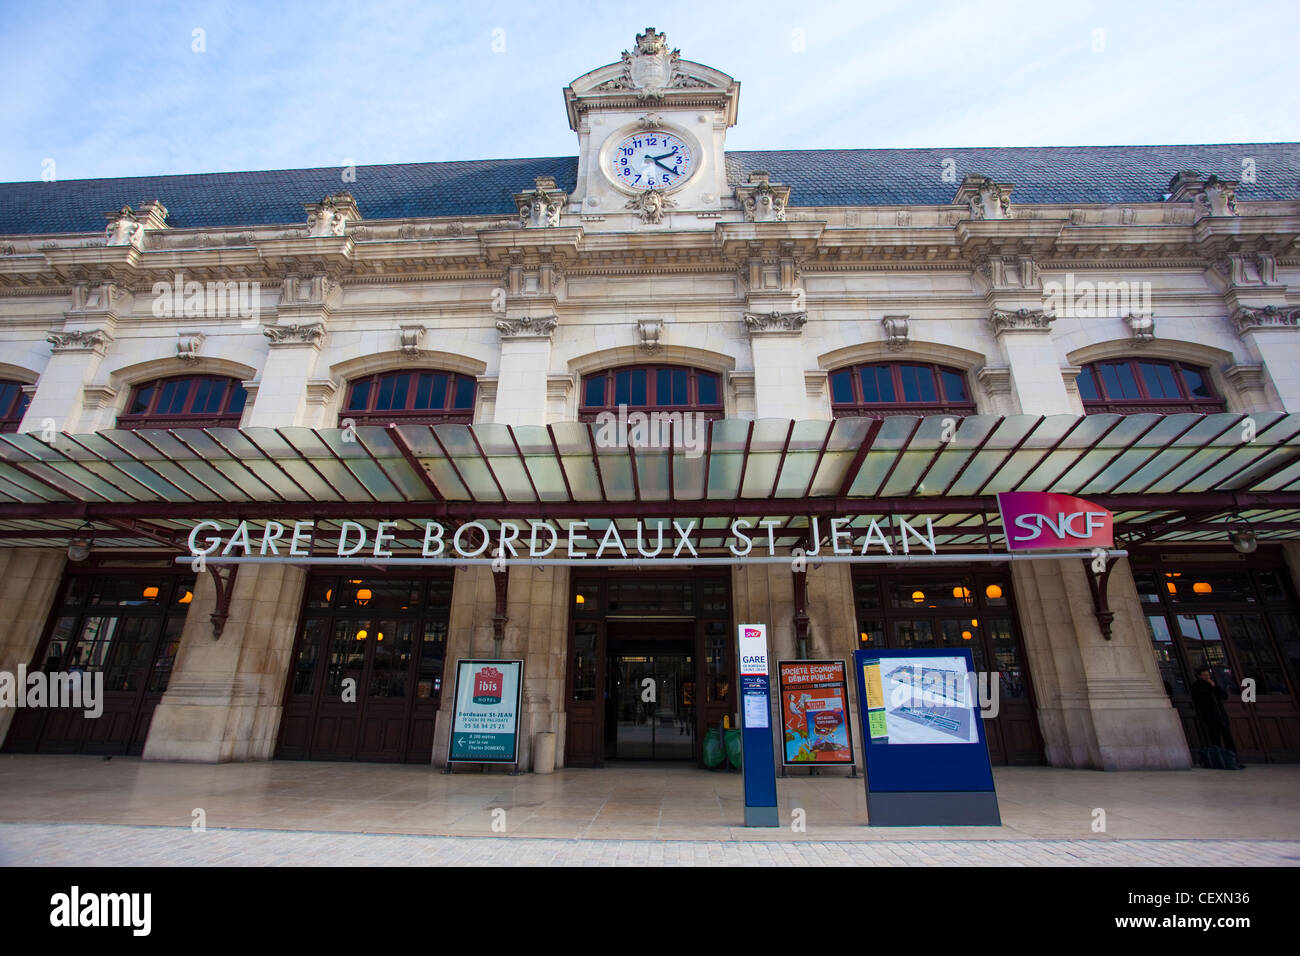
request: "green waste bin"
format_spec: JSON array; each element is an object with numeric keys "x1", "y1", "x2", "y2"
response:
[
  {"x1": 703, "y1": 726, "x2": 726, "y2": 768},
  {"x1": 724, "y1": 727, "x2": 742, "y2": 769}
]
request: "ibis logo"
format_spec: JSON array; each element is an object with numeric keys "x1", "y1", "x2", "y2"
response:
[{"x1": 472, "y1": 667, "x2": 504, "y2": 705}]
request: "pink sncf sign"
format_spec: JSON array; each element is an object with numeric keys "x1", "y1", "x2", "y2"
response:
[{"x1": 996, "y1": 491, "x2": 1114, "y2": 551}]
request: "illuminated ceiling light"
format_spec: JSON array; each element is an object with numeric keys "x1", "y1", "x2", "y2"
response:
[
  {"x1": 911, "y1": 590, "x2": 925, "y2": 603},
  {"x1": 1166, "y1": 582, "x2": 1178, "y2": 594},
  {"x1": 377, "y1": 632, "x2": 384, "y2": 641},
  {"x1": 325, "y1": 589, "x2": 332, "y2": 602},
  {"x1": 1193, "y1": 582, "x2": 1212, "y2": 594},
  {"x1": 179, "y1": 590, "x2": 193, "y2": 604},
  {"x1": 575, "y1": 594, "x2": 585, "y2": 604},
  {"x1": 961, "y1": 630, "x2": 973, "y2": 641},
  {"x1": 348, "y1": 579, "x2": 362, "y2": 585},
  {"x1": 970, "y1": 619, "x2": 979, "y2": 628},
  {"x1": 356, "y1": 629, "x2": 368, "y2": 641},
  {"x1": 859, "y1": 632, "x2": 868, "y2": 641},
  {"x1": 985, "y1": 584, "x2": 1003, "y2": 600},
  {"x1": 953, "y1": 586, "x2": 971, "y2": 600},
  {"x1": 142, "y1": 586, "x2": 159, "y2": 600},
  {"x1": 356, "y1": 588, "x2": 372, "y2": 606},
  {"x1": 67, "y1": 522, "x2": 95, "y2": 562},
  {"x1": 1228, "y1": 514, "x2": 1257, "y2": 555}
]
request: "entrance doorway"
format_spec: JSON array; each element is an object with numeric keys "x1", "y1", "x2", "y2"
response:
[
  {"x1": 604, "y1": 624, "x2": 696, "y2": 760},
  {"x1": 565, "y1": 571, "x2": 733, "y2": 767},
  {"x1": 275, "y1": 572, "x2": 450, "y2": 763}
]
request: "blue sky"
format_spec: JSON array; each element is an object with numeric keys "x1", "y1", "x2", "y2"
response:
[{"x1": 2, "y1": 0, "x2": 1298, "y2": 183}]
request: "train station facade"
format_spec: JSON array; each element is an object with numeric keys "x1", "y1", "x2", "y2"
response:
[{"x1": 1, "y1": 30, "x2": 1299, "y2": 773}]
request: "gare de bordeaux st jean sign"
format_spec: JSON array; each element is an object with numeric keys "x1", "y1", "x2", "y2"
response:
[{"x1": 181, "y1": 492, "x2": 1119, "y2": 568}]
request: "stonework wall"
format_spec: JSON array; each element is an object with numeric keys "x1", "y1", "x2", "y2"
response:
[{"x1": 0, "y1": 549, "x2": 66, "y2": 747}]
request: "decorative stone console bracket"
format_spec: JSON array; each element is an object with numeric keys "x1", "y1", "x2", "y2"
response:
[
  {"x1": 1082, "y1": 556, "x2": 1116, "y2": 641},
  {"x1": 206, "y1": 563, "x2": 240, "y2": 639}
]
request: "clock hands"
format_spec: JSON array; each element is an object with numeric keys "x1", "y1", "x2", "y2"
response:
[{"x1": 646, "y1": 148, "x2": 681, "y2": 177}]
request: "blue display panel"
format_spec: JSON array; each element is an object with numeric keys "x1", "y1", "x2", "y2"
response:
[{"x1": 852, "y1": 648, "x2": 996, "y2": 794}]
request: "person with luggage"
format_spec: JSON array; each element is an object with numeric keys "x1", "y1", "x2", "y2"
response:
[{"x1": 1191, "y1": 666, "x2": 1244, "y2": 770}]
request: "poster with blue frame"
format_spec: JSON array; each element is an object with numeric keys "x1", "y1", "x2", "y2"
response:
[{"x1": 853, "y1": 647, "x2": 1001, "y2": 826}]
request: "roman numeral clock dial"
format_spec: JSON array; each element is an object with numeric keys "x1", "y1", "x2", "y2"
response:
[{"x1": 609, "y1": 130, "x2": 694, "y2": 190}]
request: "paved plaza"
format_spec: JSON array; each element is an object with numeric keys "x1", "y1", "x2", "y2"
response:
[{"x1": 0, "y1": 755, "x2": 1297, "y2": 865}]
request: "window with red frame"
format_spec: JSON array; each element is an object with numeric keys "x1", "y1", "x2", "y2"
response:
[
  {"x1": 0, "y1": 380, "x2": 31, "y2": 432},
  {"x1": 828, "y1": 362, "x2": 975, "y2": 418},
  {"x1": 342, "y1": 370, "x2": 476, "y2": 425},
  {"x1": 578, "y1": 366, "x2": 723, "y2": 421},
  {"x1": 118, "y1": 376, "x2": 248, "y2": 429},
  {"x1": 1076, "y1": 359, "x2": 1225, "y2": 414}
]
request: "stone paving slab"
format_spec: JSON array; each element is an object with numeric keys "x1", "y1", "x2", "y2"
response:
[{"x1": 1, "y1": 823, "x2": 1296, "y2": 866}]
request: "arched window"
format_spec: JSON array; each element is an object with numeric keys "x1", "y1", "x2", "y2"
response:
[
  {"x1": 0, "y1": 380, "x2": 31, "y2": 433},
  {"x1": 118, "y1": 375, "x2": 248, "y2": 430},
  {"x1": 578, "y1": 365, "x2": 723, "y2": 422},
  {"x1": 1076, "y1": 359, "x2": 1225, "y2": 414},
  {"x1": 342, "y1": 370, "x2": 476, "y2": 425},
  {"x1": 828, "y1": 362, "x2": 976, "y2": 419}
]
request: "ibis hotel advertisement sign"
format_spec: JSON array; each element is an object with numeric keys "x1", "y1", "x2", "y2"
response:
[{"x1": 448, "y1": 660, "x2": 523, "y2": 763}]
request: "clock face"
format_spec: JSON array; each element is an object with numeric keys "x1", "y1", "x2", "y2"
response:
[{"x1": 608, "y1": 130, "x2": 695, "y2": 191}]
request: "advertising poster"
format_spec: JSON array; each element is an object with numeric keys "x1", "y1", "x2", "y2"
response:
[
  {"x1": 448, "y1": 659, "x2": 523, "y2": 763},
  {"x1": 777, "y1": 660, "x2": 854, "y2": 765}
]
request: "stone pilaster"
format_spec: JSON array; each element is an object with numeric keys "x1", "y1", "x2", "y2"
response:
[
  {"x1": 745, "y1": 311, "x2": 809, "y2": 418},
  {"x1": 988, "y1": 308, "x2": 1073, "y2": 415},
  {"x1": 1231, "y1": 306, "x2": 1300, "y2": 412},
  {"x1": 0, "y1": 549, "x2": 67, "y2": 748},
  {"x1": 1010, "y1": 557, "x2": 1191, "y2": 770},
  {"x1": 143, "y1": 563, "x2": 307, "y2": 762},
  {"x1": 493, "y1": 316, "x2": 557, "y2": 426}
]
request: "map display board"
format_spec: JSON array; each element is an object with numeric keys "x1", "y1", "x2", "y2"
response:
[
  {"x1": 448, "y1": 660, "x2": 523, "y2": 764},
  {"x1": 852, "y1": 648, "x2": 1000, "y2": 826},
  {"x1": 778, "y1": 660, "x2": 854, "y2": 765}
]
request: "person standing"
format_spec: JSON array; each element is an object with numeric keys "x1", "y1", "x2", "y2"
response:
[{"x1": 1191, "y1": 667, "x2": 1244, "y2": 769}]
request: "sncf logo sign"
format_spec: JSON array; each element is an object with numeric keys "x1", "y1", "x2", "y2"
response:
[{"x1": 996, "y1": 492, "x2": 1113, "y2": 551}]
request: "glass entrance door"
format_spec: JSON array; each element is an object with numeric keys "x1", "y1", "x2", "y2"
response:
[{"x1": 604, "y1": 643, "x2": 696, "y2": 760}]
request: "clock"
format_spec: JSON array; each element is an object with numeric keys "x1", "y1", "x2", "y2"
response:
[{"x1": 607, "y1": 129, "x2": 695, "y2": 191}]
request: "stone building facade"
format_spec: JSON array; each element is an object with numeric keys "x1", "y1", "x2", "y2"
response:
[{"x1": 1, "y1": 30, "x2": 1299, "y2": 772}]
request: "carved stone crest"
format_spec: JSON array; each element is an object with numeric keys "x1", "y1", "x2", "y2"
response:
[
  {"x1": 177, "y1": 331, "x2": 206, "y2": 362},
  {"x1": 304, "y1": 193, "x2": 361, "y2": 237},
  {"x1": 1124, "y1": 313, "x2": 1156, "y2": 344},
  {"x1": 881, "y1": 315, "x2": 909, "y2": 351},
  {"x1": 398, "y1": 324, "x2": 425, "y2": 358},
  {"x1": 104, "y1": 206, "x2": 145, "y2": 248},
  {"x1": 514, "y1": 176, "x2": 567, "y2": 228},
  {"x1": 954, "y1": 175, "x2": 1013, "y2": 220},
  {"x1": 734, "y1": 171, "x2": 790, "y2": 223},
  {"x1": 626, "y1": 187, "x2": 675, "y2": 224},
  {"x1": 636, "y1": 318, "x2": 664, "y2": 352}
]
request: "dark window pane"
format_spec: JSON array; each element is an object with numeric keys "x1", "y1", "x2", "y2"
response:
[
  {"x1": 1182, "y1": 366, "x2": 1212, "y2": 399},
  {"x1": 939, "y1": 369, "x2": 969, "y2": 402},
  {"x1": 629, "y1": 368, "x2": 646, "y2": 405},
  {"x1": 571, "y1": 622, "x2": 597, "y2": 701},
  {"x1": 1077, "y1": 366, "x2": 1101, "y2": 401},
  {"x1": 347, "y1": 381, "x2": 371, "y2": 411},
  {"x1": 375, "y1": 374, "x2": 409, "y2": 411},
  {"x1": 157, "y1": 379, "x2": 190, "y2": 414},
  {"x1": 1139, "y1": 362, "x2": 1181, "y2": 399},
  {"x1": 190, "y1": 378, "x2": 223, "y2": 414},
  {"x1": 226, "y1": 383, "x2": 247, "y2": 415},
  {"x1": 614, "y1": 370, "x2": 631, "y2": 406},
  {"x1": 129, "y1": 385, "x2": 155, "y2": 414},
  {"x1": 453, "y1": 376, "x2": 475, "y2": 410},
  {"x1": 148, "y1": 615, "x2": 186, "y2": 692},
  {"x1": 1144, "y1": 614, "x2": 1187, "y2": 696},
  {"x1": 697, "y1": 372, "x2": 718, "y2": 406},
  {"x1": 291, "y1": 619, "x2": 324, "y2": 695},
  {"x1": 584, "y1": 376, "x2": 606, "y2": 408},
  {"x1": 656, "y1": 367, "x2": 688, "y2": 405},
  {"x1": 414, "y1": 372, "x2": 447, "y2": 410},
  {"x1": 899, "y1": 365, "x2": 937, "y2": 402},
  {"x1": 1099, "y1": 362, "x2": 1140, "y2": 400},
  {"x1": 830, "y1": 369, "x2": 854, "y2": 404},
  {"x1": 860, "y1": 366, "x2": 896, "y2": 403},
  {"x1": 0, "y1": 383, "x2": 17, "y2": 414}
]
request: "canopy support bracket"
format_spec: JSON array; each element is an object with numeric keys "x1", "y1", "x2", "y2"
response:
[
  {"x1": 208, "y1": 564, "x2": 239, "y2": 639},
  {"x1": 1082, "y1": 556, "x2": 1117, "y2": 641}
]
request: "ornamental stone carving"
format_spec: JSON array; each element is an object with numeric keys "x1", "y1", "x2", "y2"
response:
[
  {"x1": 735, "y1": 171, "x2": 790, "y2": 223},
  {"x1": 1233, "y1": 305, "x2": 1300, "y2": 335},
  {"x1": 1125, "y1": 312, "x2": 1156, "y2": 344},
  {"x1": 954, "y1": 175, "x2": 1012, "y2": 220},
  {"x1": 596, "y1": 28, "x2": 679, "y2": 97},
  {"x1": 104, "y1": 206, "x2": 145, "y2": 248},
  {"x1": 881, "y1": 315, "x2": 909, "y2": 351},
  {"x1": 398, "y1": 324, "x2": 425, "y2": 358},
  {"x1": 988, "y1": 308, "x2": 1054, "y2": 335},
  {"x1": 636, "y1": 318, "x2": 664, "y2": 352},
  {"x1": 496, "y1": 316, "x2": 558, "y2": 340},
  {"x1": 743, "y1": 311, "x2": 807, "y2": 335},
  {"x1": 514, "y1": 176, "x2": 567, "y2": 228},
  {"x1": 304, "y1": 193, "x2": 361, "y2": 237},
  {"x1": 626, "y1": 187, "x2": 675, "y2": 224},
  {"x1": 177, "y1": 331, "x2": 206, "y2": 362},
  {"x1": 48, "y1": 328, "x2": 112, "y2": 355},
  {"x1": 1200, "y1": 176, "x2": 1238, "y2": 217},
  {"x1": 263, "y1": 322, "x2": 326, "y2": 346}
]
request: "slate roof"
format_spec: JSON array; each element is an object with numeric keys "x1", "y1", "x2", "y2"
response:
[{"x1": 1, "y1": 144, "x2": 1297, "y2": 237}]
